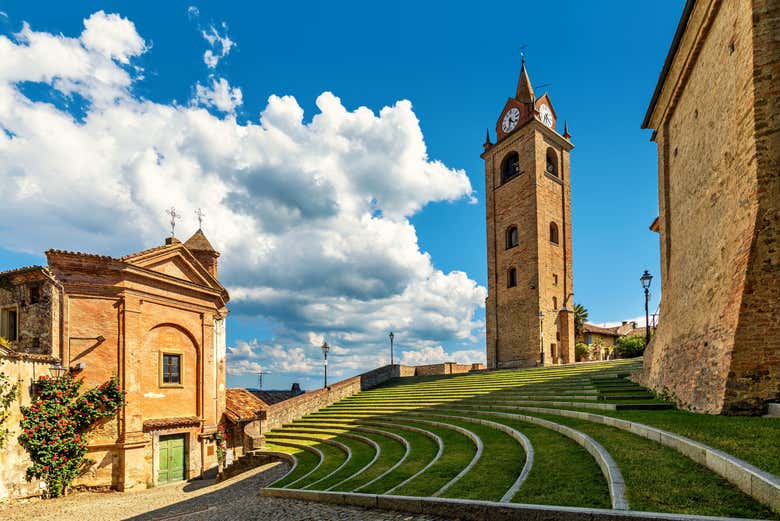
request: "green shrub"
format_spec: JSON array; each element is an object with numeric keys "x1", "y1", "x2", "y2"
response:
[
  {"x1": 614, "y1": 336, "x2": 646, "y2": 358},
  {"x1": 575, "y1": 343, "x2": 590, "y2": 361}
]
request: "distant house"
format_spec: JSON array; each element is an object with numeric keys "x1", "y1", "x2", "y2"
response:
[
  {"x1": 577, "y1": 324, "x2": 620, "y2": 361},
  {"x1": 224, "y1": 384, "x2": 304, "y2": 459}
]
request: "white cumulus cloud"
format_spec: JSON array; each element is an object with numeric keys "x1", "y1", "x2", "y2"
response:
[
  {"x1": 193, "y1": 77, "x2": 242, "y2": 114},
  {"x1": 201, "y1": 23, "x2": 234, "y2": 69},
  {"x1": 0, "y1": 12, "x2": 485, "y2": 388}
]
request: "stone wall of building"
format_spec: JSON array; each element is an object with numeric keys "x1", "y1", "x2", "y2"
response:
[
  {"x1": 639, "y1": 0, "x2": 780, "y2": 414},
  {"x1": 0, "y1": 354, "x2": 58, "y2": 499},
  {"x1": 0, "y1": 271, "x2": 59, "y2": 356}
]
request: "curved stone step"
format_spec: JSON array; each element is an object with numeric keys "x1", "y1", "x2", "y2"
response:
[
  {"x1": 508, "y1": 406, "x2": 780, "y2": 513},
  {"x1": 263, "y1": 441, "x2": 323, "y2": 489},
  {"x1": 428, "y1": 406, "x2": 628, "y2": 510},
  {"x1": 398, "y1": 410, "x2": 534, "y2": 503},
  {"x1": 265, "y1": 433, "x2": 353, "y2": 490},
  {"x1": 273, "y1": 429, "x2": 380, "y2": 491},
  {"x1": 294, "y1": 416, "x2": 446, "y2": 493}
]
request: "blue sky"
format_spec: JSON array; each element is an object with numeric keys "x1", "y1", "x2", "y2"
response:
[{"x1": 0, "y1": 1, "x2": 681, "y2": 390}]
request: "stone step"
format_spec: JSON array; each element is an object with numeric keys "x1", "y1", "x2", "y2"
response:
[{"x1": 765, "y1": 403, "x2": 780, "y2": 418}]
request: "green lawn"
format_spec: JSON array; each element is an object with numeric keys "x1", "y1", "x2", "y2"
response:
[{"x1": 256, "y1": 359, "x2": 778, "y2": 519}]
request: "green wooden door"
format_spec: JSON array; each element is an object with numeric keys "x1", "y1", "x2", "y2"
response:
[{"x1": 158, "y1": 434, "x2": 186, "y2": 484}]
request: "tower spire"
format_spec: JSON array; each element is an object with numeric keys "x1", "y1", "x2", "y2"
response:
[
  {"x1": 563, "y1": 120, "x2": 571, "y2": 139},
  {"x1": 515, "y1": 58, "x2": 535, "y2": 104},
  {"x1": 484, "y1": 128, "x2": 492, "y2": 150}
]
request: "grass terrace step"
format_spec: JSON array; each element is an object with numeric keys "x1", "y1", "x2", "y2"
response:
[{"x1": 261, "y1": 359, "x2": 778, "y2": 518}]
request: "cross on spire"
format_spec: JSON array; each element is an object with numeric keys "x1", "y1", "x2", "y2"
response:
[
  {"x1": 195, "y1": 208, "x2": 205, "y2": 230},
  {"x1": 165, "y1": 206, "x2": 181, "y2": 237}
]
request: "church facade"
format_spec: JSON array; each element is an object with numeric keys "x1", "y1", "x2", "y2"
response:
[
  {"x1": 482, "y1": 61, "x2": 575, "y2": 369},
  {"x1": 0, "y1": 231, "x2": 228, "y2": 498}
]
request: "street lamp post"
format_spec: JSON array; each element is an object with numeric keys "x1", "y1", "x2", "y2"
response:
[
  {"x1": 640, "y1": 270, "x2": 653, "y2": 348},
  {"x1": 389, "y1": 332, "x2": 394, "y2": 366},
  {"x1": 538, "y1": 310, "x2": 545, "y2": 366},
  {"x1": 321, "y1": 341, "x2": 330, "y2": 388}
]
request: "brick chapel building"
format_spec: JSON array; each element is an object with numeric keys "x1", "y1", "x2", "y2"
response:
[
  {"x1": 639, "y1": 0, "x2": 779, "y2": 414},
  {"x1": 482, "y1": 60, "x2": 575, "y2": 368},
  {"x1": 0, "y1": 230, "x2": 228, "y2": 498}
]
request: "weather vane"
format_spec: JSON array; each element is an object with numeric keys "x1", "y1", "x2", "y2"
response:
[
  {"x1": 165, "y1": 206, "x2": 181, "y2": 237},
  {"x1": 519, "y1": 44, "x2": 527, "y2": 64},
  {"x1": 195, "y1": 208, "x2": 205, "y2": 230}
]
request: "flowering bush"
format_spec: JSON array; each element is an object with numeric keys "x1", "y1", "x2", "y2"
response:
[{"x1": 19, "y1": 374, "x2": 125, "y2": 498}]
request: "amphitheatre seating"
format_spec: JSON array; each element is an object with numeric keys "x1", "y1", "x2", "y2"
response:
[{"x1": 259, "y1": 360, "x2": 780, "y2": 520}]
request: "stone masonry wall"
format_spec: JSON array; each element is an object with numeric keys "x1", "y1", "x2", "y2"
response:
[
  {"x1": 263, "y1": 376, "x2": 362, "y2": 433},
  {"x1": 0, "y1": 272, "x2": 58, "y2": 356},
  {"x1": 0, "y1": 355, "x2": 57, "y2": 499},
  {"x1": 726, "y1": 0, "x2": 780, "y2": 413},
  {"x1": 639, "y1": 0, "x2": 780, "y2": 414}
]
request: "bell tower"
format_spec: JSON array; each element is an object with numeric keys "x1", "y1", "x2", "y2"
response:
[{"x1": 482, "y1": 59, "x2": 575, "y2": 368}]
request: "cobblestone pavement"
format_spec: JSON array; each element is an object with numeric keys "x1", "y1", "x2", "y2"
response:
[{"x1": 0, "y1": 463, "x2": 447, "y2": 521}]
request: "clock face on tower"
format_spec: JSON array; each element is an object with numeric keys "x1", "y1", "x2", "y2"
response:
[
  {"x1": 539, "y1": 103, "x2": 553, "y2": 128},
  {"x1": 502, "y1": 108, "x2": 520, "y2": 133}
]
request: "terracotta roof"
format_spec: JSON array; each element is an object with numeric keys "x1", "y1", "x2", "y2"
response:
[
  {"x1": 120, "y1": 243, "x2": 175, "y2": 261},
  {"x1": 225, "y1": 389, "x2": 268, "y2": 422},
  {"x1": 650, "y1": 216, "x2": 660, "y2": 232},
  {"x1": 143, "y1": 416, "x2": 202, "y2": 431},
  {"x1": 0, "y1": 265, "x2": 46, "y2": 277},
  {"x1": 45, "y1": 249, "x2": 116, "y2": 261},
  {"x1": 184, "y1": 230, "x2": 218, "y2": 253},
  {"x1": 0, "y1": 345, "x2": 59, "y2": 363},
  {"x1": 581, "y1": 323, "x2": 621, "y2": 337}
]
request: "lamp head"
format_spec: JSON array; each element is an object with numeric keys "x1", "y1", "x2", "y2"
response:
[
  {"x1": 321, "y1": 341, "x2": 330, "y2": 355},
  {"x1": 49, "y1": 364, "x2": 68, "y2": 379},
  {"x1": 640, "y1": 270, "x2": 653, "y2": 289},
  {"x1": 389, "y1": 331, "x2": 394, "y2": 341}
]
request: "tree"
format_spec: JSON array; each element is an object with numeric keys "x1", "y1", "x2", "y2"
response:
[
  {"x1": 573, "y1": 303, "x2": 589, "y2": 338},
  {"x1": 614, "y1": 335, "x2": 646, "y2": 359},
  {"x1": 19, "y1": 375, "x2": 125, "y2": 497}
]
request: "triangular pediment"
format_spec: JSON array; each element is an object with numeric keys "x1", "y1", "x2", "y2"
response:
[
  {"x1": 124, "y1": 245, "x2": 224, "y2": 292},
  {"x1": 145, "y1": 255, "x2": 207, "y2": 284}
]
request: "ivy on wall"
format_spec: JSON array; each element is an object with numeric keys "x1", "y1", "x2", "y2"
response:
[
  {"x1": 0, "y1": 337, "x2": 19, "y2": 449},
  {"x1": 19, "y1": 374, "x2": 125, "y2": 498}
]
